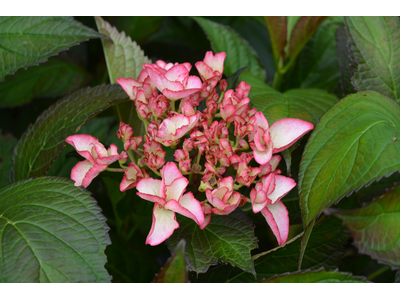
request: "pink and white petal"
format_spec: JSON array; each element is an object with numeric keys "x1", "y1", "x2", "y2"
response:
[
  {"x1": 195, "y1": 61, "x2": 214, "y2": 81},
  {"x1": 270, "y1": 155, "x2": 281, "y2": 172},
  {"x1": 116, "y1": 78, "x2": 142, "y2": 100},
  {"x1": 204, "y1": 51, "x2": 226, "y2": 74},
  {"x1": 269, "y1": 118, "x2": 314, "y2": 152},
  {"x1": 66, "y1": 134, "x2": 98, "y2": 161},
  {"x1": 144, "y1": 66, "x2": 169, "y2": 92},
  {"x1": 200, "y1": 202, "x2": 212, "y2": 230},
  {"x1": 164, "y1": 199, "x2": 201, "y2": 226},
  {"x1": 217, "y1": 176, "x2": 234, "y2": 191},
  {"x1": 120, "y1": 176, "x2": 136, "y2": 192},
  {"x1": 268, "y1": 175, "x2": 296, "y2": 204},
  {"x1": 136, "y1": 177, "x2": 163, "y2": 198},
  {"x1": 250, "y1": 186, "x2": 268, "y2": 213},
  {"x1": 253, "y1": 143, "x2": 273, "y2": 165},
  {"x1": 162, "y1": 88, "x2": 202, "y2": 101},
  {"x1": 165, "y1": 177, "x2": 189, "y2": 202},
  {"x1": 165, "y1": 64, "x2": 189, "y2": 82},
  {"x1": 161, "y1": 162, "x2": 185, "y2": 186},
  {"x1": 179, "y1": 192, "x2": 204, "y2": 226},
  {"x1": 185, "y1": 76, "x2": 203, "y2": 89},
  {"x1": 71, "y1": 160, "x2": 107, "y2": 188},
  {"x1": 211, "y1": 193, "x2": 240, "y2": 215},
  {"x1": 253, "y1": 112, "x2": 269, "y2": 131},
  {"x1": 146, "y1": 205, "x2": 179, "y2": 246},
  {"x1": 260, "y1": 201, "x2": 289, "y2": 246}
]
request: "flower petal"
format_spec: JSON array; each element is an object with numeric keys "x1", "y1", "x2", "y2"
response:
[
  {"x1": 268, "y1": 175, "x2": 296, "y2": 204},
  {"x1": 165, "y1": 177, "x2": 189, "y2": 202},
  {"x1": 66, "y1": 134, "x2": 99, "y2": 162},
  {"x1": 260, "y1": 201, "x2": 289, "y2": 246},
  {"x1": 161, "y1": 162, "x2": 185, "y2": 186},
  {"x1": 71, "y1": 160, "x2": 107, "y2": 188},
  {"x1": 179, "y1": 192, "x2": 204, "y2": 225},
  {"x1": 269, "y1": 118, "x2": 314, "y2": 152},
  {"x1": 136, "y1": 177, "x2": 166, "y2": 205},
  {"x1": 146, "y1": 204, "x2": 179, "y2": 246}
]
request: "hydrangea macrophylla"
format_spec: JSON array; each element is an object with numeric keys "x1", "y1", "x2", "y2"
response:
[
  {"x1": 249, "y1": 111, "x2": 314, "y2": 165},
  {"x1": 143, "y1": 60, "x2": 203, "y2": 101},
  {"x1": 136, "y1": 162, "x2": 204, "y2": 245},
  {"x1": 66, "y1": 134, "x2": 127, "y2": 188},
  {"x1": 66, "y1": 51, "x2": 315, "y2": 248}
]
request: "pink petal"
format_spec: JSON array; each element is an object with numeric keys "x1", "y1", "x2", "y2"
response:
[
  {"x1": 136, "y1": 177, "x2": 166, "y2": 205},
  {"x1": 165, "y1": 177, "x2": 189, "y2": 202},
  {"x1": 252, "y1": 141, "x2": 273, "y2": 165},
  {"x1": 162, "y1": 88, "x2": 202, "y2": 101},
  {"x1": 211, "y1": 192, "x2": 241, "y2": 215},
  {"x1": 66, "y1": 134, "x2": 99, "y2": 162},
  {"x1": 261, "y1": 201, "x2": 289, "y2": 246},
  {"x1": 268, "y1": 175, "x2": 296, "y2": 204},
  {"x1": 269, "y1": 118, "x2": 314, "y2": 152},
  {"x1": 116, "y1": 77, "x2": 142, "y2": 100},
  {"x1": 146, "y1": 204, "x2": 179, "y2": 246},
  {"x1": 204, "y1": 51, "x2": 226, "y2": 74},
  {"x1": 250, "y1": 184, "x2": 268, "y2": 213},
  {"x1": 71, "y1": 160, "x2": 107, "y2": 188},
  {"x1": 179, "y1": 192, "x2": 204, "y2": 225},
  {"x1": 161, "y1": 162, "x2": 185, "y2": 186}
]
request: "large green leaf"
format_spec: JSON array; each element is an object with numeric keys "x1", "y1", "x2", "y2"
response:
[
  {"x1": 264, "y1": 17, "x2": 287, "y2": 65},
  {"x1": 167, "y1": 209, "x2": 258, "y2": 275},
  {"x1": 192, "y1": 17, "x2": 265, "y2": 80},
  {"x1": 153, "y1": 240, "x2": 188, "y2": 283},
  {"x1": 336, "y1": 26, "x2": 357, "y2": 97},
  {"x1": 286, "y1": 17, "x2": 342, "y2": 91},
  {"x1": 195, "y1": 216, "x2": 348, "y2": 282},
  {"x1": 240, "y1": 71, "x2": 338, "y2": 125},
  {"x1": 345, "y1": 16, "x2": 400, "y2": 101},
  {"x1": 11, "y1": 84, "x2": 128, "y2": 181},
  {"x1": 0, "y1": 57, "x2": 89, "y2": 107},
  {"x1": 288, "y1": 17, "x2": 328, "y2": 61},
  {"x1": 299, "y1": 91, "x2": 400, "y2": 227},
  {"x1": 0, "y1": 177, "x2": 111, "y2": 282},
  {"x1": 0, "y1": 132, "x2": 17, "y2": 188},
  {"x1": 331, "y1": 184, "x2": 400, "y2": 269},
  {"x1": 0, "y1": 16, "x2": 104, "y2": 81},
  {"x1": 94, "y1": 16, "x2": 151, "y2": 84},
  {"x1": 261, "y1": 269, "x2": 369, "y2": 283}
]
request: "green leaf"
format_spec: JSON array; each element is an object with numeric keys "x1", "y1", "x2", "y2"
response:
[
  {"x1": 289, "y1": 17, "x2": 328, "y2": 61},
  {"x1": 330, "y1": 184, "x2": 400, "y2": 269},
  {"x1": 345, "y1": 16, "x2": 400, "y2": 100},
  {"x1": 192, "y1": 17, "x2": 265, "y2": 80},
  {"x1": 0, "y1": 16, "x2": 104, "y2": 81},
  {"x1": 94, "y1": 16, "x2": 151, "y2": 84},
  {"x1": 286, "y1": 17, "x2": 342, "y2": 91},
  {"x1": 0, "y1": 132, "x2": 17, "y2": 188},
  {"x1": 336, "y1": 26, "x2": 357, "y2": 97},
  {"x1": 0, "y1": 57, "x2": 89, "y2": 107},
  {"x1": 167, "y1": 209, "x2": 258, "y2": 275},
  {"x1": 195, "y1": 216, "x2": 349, "y2": 282},
  {"x1": 103, "y1": 17, "x2": 163, "y2": 44},
  {"x1": 299, "y1": 91, "x2": 400, "y2": 227},
  {"x1": 153, "y1": 240, "x2": 188, "y2": 283},
  {"x1": 11, "y1": 84, "x2": 128, "y2": 181},
  {"x1": 240, "y1": 71, "x2": 338, "y2": 125},
  {"x1": 264, "y1": 17, "x2": 287, "y2": 64},
  {"x1": 0, "y1": 176, "x2": 111, "y2": 282},
  {"x1": 261, "y1": 269, "x2": 369, "y2": 283}
]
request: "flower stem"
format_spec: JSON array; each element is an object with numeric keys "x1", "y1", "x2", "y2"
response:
[{"x1": 106, "y1": 167, "x2": 126, "y2": 173}]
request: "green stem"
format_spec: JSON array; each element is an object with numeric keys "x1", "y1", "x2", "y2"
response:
[
  {"x1": 106, "y1": 167, "x2": 126, "y2": 172},
  {"x1": 367, "y1": 265, "x2": 391, "y2": 281},
  {"x1": 298, "y1": 219, "x2": 315, "y2": 271}
]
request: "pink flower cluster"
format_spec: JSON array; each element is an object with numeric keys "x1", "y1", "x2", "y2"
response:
[{"x1": 66, "y1": 51, "x2": 313, "y2": 247}]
